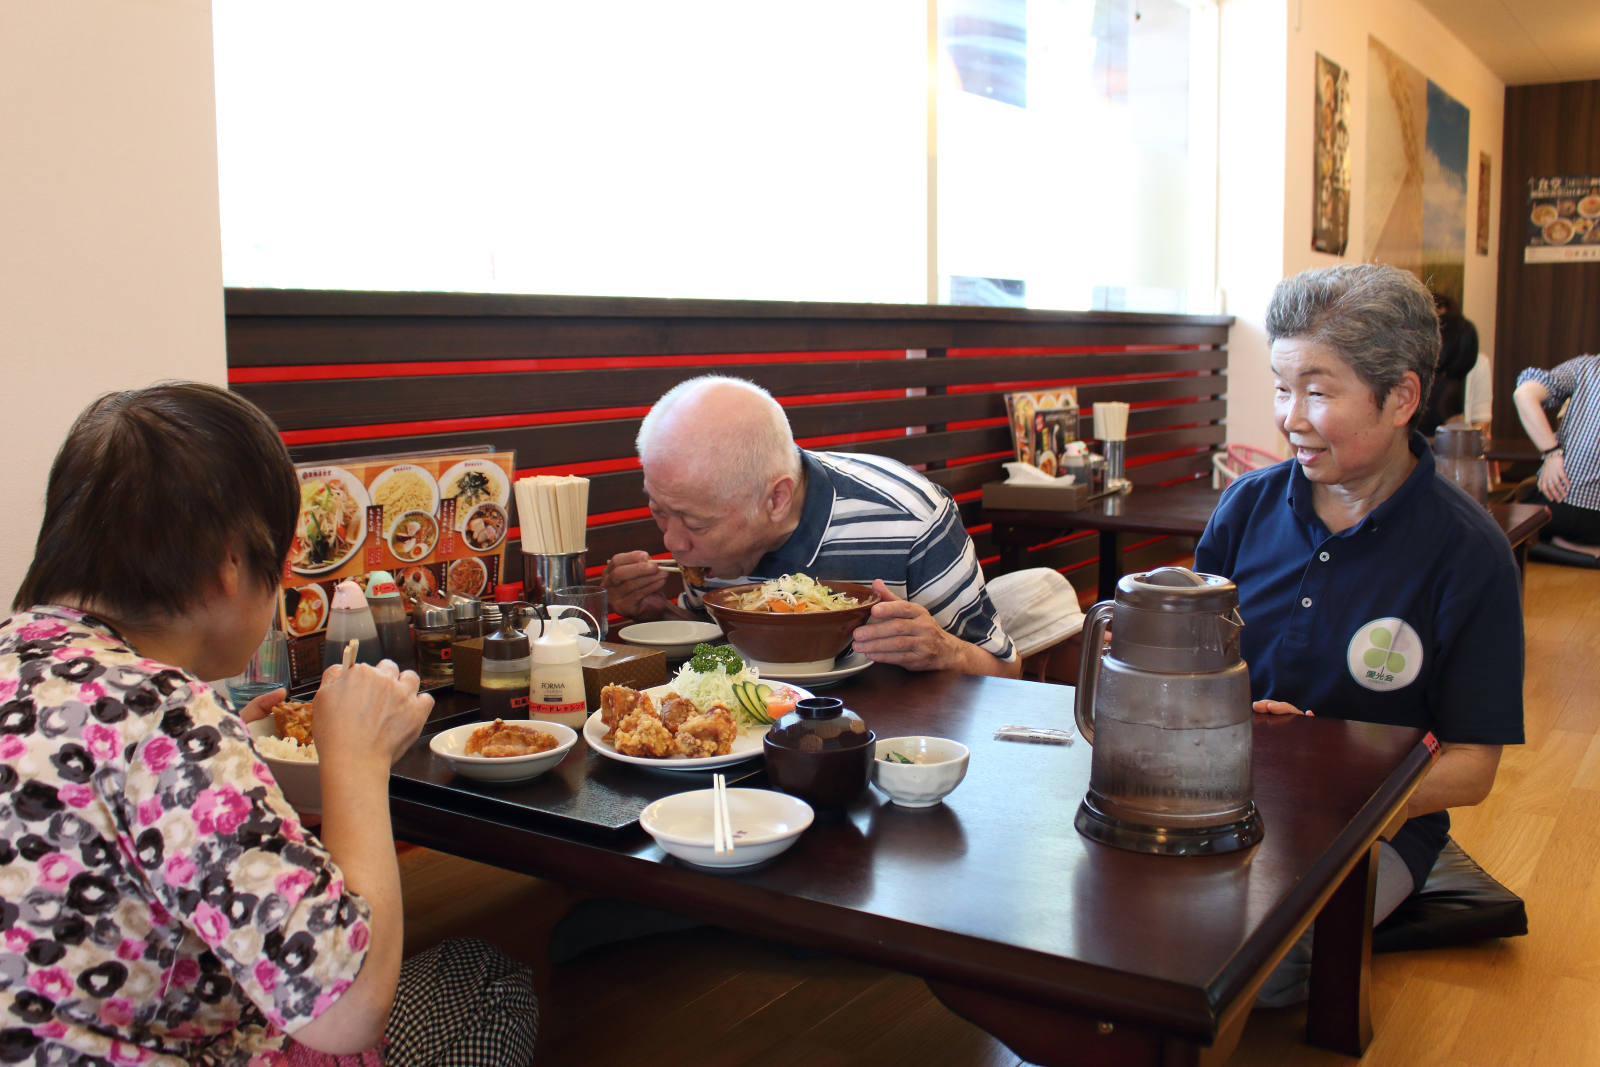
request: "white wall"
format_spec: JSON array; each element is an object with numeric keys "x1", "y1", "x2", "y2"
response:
[
  {"x1": 0, "y1": 0, "x2": 227, "y2": 606},
  {"x1": 1218, "y1": 0, "x2": 1505, "y2": 452}
]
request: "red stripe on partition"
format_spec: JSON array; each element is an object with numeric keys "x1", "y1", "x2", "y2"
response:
[
  {"x1": 945, "y1": 369, "x2": 1207, "y2": 395},
  {"x1": 587, "y1": 507, "x2": 652, "y2": 527},
  {"x1": 518, "y1": 456, "x2": 641, "y2": 478},
  {"x1": 948, "y1": 344, "x2": 1201, "y2": 357},
  {"x1": 277, "y1": 390, "x2": 916, "y2": 447},
  {"x1": 230, "y1": 349, "x2": 910, "y2": 383},
  {"x1": 279, "y1": 407, "x2": 653, "y2": 446}
]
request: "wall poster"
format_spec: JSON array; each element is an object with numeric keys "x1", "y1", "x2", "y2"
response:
[
  {"x1": 1476, "y1": 152, "x2": 1492, "y2": 256},
  {"x1": 1364, "y1": 36, "x2": 1470, "y2": 309},
  {"x1": 1313, "y1": 52, "x2": 1351, "y2": 256},
  {"x1": 1524, "y1": 176, "x2": 1600, "y2": 263},
  {"x1": 281, "y1": 450, "x2": 516, "y2": 685}
]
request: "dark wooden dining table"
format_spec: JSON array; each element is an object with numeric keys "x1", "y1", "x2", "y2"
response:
[
  {"x1": 388, "y1": 667, "x2": 1435, "y2": 1066},
  {"x1": 988, "y1": 480, "x2": 1552, "y2": 601}
]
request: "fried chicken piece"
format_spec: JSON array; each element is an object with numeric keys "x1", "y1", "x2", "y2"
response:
[
  {"x1": 673, "y1": 702, "x2": 737, "y2": 759},
  {"x1": 614, "y1": 709, "x2": 677, "y2": 759},
  {"x1": 465, "y1": 719, "x2": 558, "y2": 758},
  {"x1": 600, "y1": 686, "x2": 656, "y2": 741},
  {"x1": 272, "y1": 701, "x2": 314, "y2": 745},
  {"x1": 659, "y1": 692, "x2": 701, "y2": 735}
]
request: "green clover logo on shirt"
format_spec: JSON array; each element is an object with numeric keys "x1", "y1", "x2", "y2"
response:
[
  {"x1": 1362, "y1": 625, "x2": 1406, "y2": 675},
  {"x1": 1346, "y1": 617, "x2": 1423, "y2": 691}
]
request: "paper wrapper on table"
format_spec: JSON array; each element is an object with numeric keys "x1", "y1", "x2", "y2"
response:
[
  {"x1": 983, "y1": 481, "x2": 1092, "y2": 512},
  {"x1": 581, "y1": 642, "x2": 666, "y2": 709}
]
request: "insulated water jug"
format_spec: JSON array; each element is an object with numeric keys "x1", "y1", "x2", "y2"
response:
[
  {"x1": 1074, "y1": 567, "x2": 1264, "y2": 855},
  {"x1": 1433, "y1": 424, "x2": 1490, "y2": 507}
]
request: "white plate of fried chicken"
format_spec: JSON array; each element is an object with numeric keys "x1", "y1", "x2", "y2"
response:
[{"x1": 585, "y1": 682, "x2": 814, "y2": 770}]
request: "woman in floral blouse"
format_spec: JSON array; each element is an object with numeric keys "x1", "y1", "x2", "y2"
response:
[{"x1": 1, "y1": 384, "x2": 536, "y2": 1067}]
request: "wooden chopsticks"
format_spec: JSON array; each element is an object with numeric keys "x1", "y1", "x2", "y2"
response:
[{"x1": 712, "y1": 773, "x2": 734, "y2": 856}]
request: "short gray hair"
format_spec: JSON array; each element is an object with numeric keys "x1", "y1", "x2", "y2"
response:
[
  {"x1": 636, "y1": 375, "x2": 802, "y2": 506},
  {"x1": 1264, "y1": 264, "x2": 1440, "y2": 428}
]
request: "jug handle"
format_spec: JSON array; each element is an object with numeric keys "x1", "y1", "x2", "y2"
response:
[{"x1": 1075, "y1": 601, "x2": 1115, "y2": 745}]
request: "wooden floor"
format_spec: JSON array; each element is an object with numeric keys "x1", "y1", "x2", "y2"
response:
[{"x1": 398, "y1": 560, "x2": 1600, "y2": 1067}]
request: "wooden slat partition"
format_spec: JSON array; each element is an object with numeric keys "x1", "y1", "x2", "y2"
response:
[{"x1": 226, "y1": 289, "x2": 1233, "y2": 598}]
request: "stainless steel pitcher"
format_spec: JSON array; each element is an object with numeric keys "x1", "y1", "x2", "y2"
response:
[{"x1": 1074, "y1": 566, "x2": 1264, "y2": 855}]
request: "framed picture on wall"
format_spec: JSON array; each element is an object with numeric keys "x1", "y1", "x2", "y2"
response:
[{"x1": 1476, "y1": 153, "x2": 1492, "y2": 256}]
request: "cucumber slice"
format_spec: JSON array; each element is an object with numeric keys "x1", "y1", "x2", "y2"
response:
[
  {"x1": 755, "y1": 683, "x2": 774, "y2": 705},
  {"x1": 733, "y1": 682, "x2": 767, "y2": 722}
]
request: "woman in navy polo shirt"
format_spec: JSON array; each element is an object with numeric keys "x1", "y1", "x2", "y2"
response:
[{"x1": 1195, "y1": 264, "x2": 1524, "y2": 1005}]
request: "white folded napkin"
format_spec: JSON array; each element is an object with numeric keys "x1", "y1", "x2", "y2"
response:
[{"x1": 1003, "y1": 462, "x2": 1077, "y2": 486}]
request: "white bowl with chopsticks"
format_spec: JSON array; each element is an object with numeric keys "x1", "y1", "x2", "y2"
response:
[
  {"x1": 615, "y1": 620, "x2": 724, "y2": 658},
  {"x1": 640, "y1": 787, "x2": 813, "y2": 868},
  {"x1": 428, "y1": 720, "x2": 579, "y2": 783}
]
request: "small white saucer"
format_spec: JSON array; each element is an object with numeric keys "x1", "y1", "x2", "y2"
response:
[
  {"x1": 755, "y1": 651, "x2": 874, "y2": 686},
  {"x1": 616, "y1": 620, "x2": 724, "y2": 658}
]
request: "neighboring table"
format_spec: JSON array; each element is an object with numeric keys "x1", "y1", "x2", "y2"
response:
[
  {"x1": 989, "y1": 482, "x2": 1552, "y2": 602},
  {"x1": 1493, "y1": 501, "x2": 1551, "y2": 584},
  {"x1": 988, "y1": 481, "x2": 1224, "y2": 601},
  {"x1": 388, "y1": 668, "x2": 1433, "y2": 1065}
]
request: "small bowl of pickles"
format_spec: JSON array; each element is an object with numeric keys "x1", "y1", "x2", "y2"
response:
[{"x1": 871, "y1": 736, "x2": 969, "y2": 808}]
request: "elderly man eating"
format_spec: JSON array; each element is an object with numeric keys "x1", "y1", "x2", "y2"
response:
[{"x1": 601, "y1": 375, "x2": 1020, "y2": 677}]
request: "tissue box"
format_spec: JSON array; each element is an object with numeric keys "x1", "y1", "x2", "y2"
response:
[
  {"x1": 452, "y1": 637, "x2": 485, "y2": 694},
  {"x1": 581, "y1": 642, "x2": 666, "y2": 708},
  {"x1": 454, "y1": 639, "x2": 666, "y2": 704},
  {"x1": 982, "y1": 480, "x2": 1091, "y2": 512}
]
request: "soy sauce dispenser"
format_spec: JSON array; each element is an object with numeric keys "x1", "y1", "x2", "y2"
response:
[{"x1": 479, "y1": 604, "x2": 533, "y2": 720}]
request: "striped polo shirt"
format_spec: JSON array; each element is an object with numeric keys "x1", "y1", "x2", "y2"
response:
[
  {"x1": 1518, "y1": 355, "x2": 1600, "y2": 511},
  {"x1": 680, "y1": 450, "x2": 1017, "y2": 662}
]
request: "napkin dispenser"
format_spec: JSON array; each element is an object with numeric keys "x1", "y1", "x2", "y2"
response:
[{"x1": 982, "y1": 463, "x2": 1091, "y2": 512}]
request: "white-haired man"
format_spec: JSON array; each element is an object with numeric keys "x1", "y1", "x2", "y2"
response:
[{"x1": 601, "y1": 376, "x2": 1020, "y2": 677}]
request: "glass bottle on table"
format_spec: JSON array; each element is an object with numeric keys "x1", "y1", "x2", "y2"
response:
[
  {"x1": 479, "y1": 612, "x2": 532, "y2": 720},
  {"x1": 412, "y1": 598, "x2": 457, "y2": 685}
]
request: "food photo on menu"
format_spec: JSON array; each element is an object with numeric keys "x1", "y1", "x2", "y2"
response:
[{"x1": 277, "y1": 449, "x2": 516, "y2": 686}]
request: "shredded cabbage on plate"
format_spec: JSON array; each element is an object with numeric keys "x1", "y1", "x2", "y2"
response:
[
  {"x1": 731, "y1": 573, "x2": 860, "y2": 612},
  {"x1": 668, "y1": 658, "x2": 765, "y2": 729}
]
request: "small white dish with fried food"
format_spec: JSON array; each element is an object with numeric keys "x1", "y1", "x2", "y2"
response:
[
  {"x1": 428, "y1": 719, "x2": 578, "y2": 783},
  {"x1": 641, "y1": 787, "x2": 814, "y2": 868}
]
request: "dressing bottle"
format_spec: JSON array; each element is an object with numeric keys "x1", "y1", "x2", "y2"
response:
[
  {"x1": 366, "y1": 571, "x2": 416, "y2": 672},
  {"x1": 322, "y1": 580, "x2": 384, "y2": 669},
  {"x1": 479, "y1": 611, "x2": 533, "y2": 720},
  {"x1": 526, "y1": 606, "x2": 589, "y2": 728}
]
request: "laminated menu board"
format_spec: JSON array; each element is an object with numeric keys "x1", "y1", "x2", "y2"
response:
[
  {"x1": 280, "y1": 451, "x2": 515, "y2": 685},
  {"x1": 1524, "y1": 176, "x2": 1600, "y2": 263},
  {"x1": 1003, "y1": 389, "x2": 1079, "y2": 475}
]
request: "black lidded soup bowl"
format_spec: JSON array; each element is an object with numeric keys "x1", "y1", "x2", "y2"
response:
[{"x1": 763, "y1": 696, "x2": 875, "y2": 812}]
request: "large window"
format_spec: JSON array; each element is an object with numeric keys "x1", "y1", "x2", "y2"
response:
[{"x1": 214, "y1": 0, "x2": 1215, "y2": 310}]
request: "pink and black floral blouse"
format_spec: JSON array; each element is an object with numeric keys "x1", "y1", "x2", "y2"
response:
[{"x1": 0, "y1": 607, "x2": 371, "y2": 1067}]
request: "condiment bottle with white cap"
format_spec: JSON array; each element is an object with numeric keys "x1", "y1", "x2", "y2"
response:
[
  {"x1": 526, "y1": 606, "x2": 589, "y2": 728},
  {"x1": 322, "y1": 579, "x2": 384, "y2": 669}
]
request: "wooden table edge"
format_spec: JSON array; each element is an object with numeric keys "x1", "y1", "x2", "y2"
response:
[{"x1": 388, "y1": 793, "x2": 1224, "y2": 1039}]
